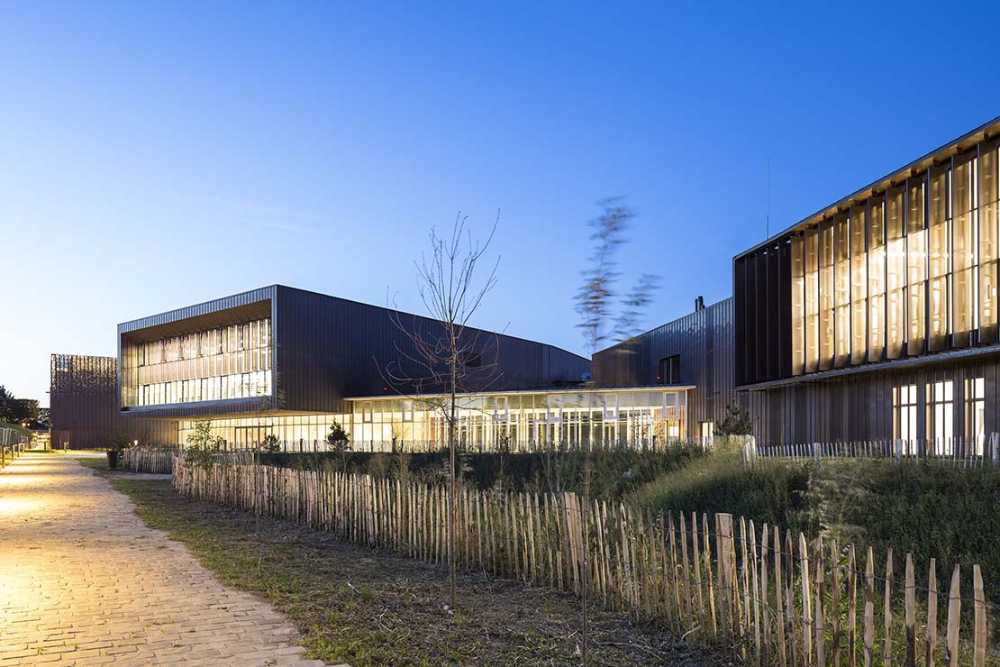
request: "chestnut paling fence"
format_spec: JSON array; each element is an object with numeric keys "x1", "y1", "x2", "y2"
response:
[
  {"x1": 751, "y1": 434, "x2": 1000, "y2": 467},
  {"x1": 0, "y1": 426, "x2": 30, "y2": 468},
  {"x1": 121, "y1": 446, "x2": 178, "y2": 474},
  {"x1": 172, "y1": 458, "x2": 995, "y2": 665}
]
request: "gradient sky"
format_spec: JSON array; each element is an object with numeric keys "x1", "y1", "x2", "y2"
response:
[{"x1": 4, "y1": 1, "x2": 1000, "y2": 406}]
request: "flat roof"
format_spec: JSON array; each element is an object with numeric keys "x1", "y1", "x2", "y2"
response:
[
  {"x1": 346, "y1": 385, "x2": 694, "y2": 402},
  {"x1": 736, "y1": 114, "x2": 1000, "y2": 259}
]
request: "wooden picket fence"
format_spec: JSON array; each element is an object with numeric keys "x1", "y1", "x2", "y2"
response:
[
  {"x1": 752, "y1": 434, "x2": 1000, "y2": 468},
  {"x1": 121, "y1": 447, "x2": 176, "y2": 474},
  {"x1": 172, "y1": 458, "x2": 995, "y2": 665},
  {"x1": 1, "y1": 426, "x2": 30, "y2": 468}
]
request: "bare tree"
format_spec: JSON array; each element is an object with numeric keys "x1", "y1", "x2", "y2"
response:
[
  {"x1": 383, "y1": 212, "x2": 502, "y2": 611},
  {"x1": 576, "y1": 198, "x2": 661, "y2": 352},
  {"x1": 613, "y1": 273, "x2": 661, "y2": 342},
  {"x1": 575, "y1": 198, "x2": 631, "y2": 354}
]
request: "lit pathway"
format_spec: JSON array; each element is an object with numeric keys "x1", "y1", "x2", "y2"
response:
[{"x1": 0, "y1": 452, "x2": 328, "y2": 666}]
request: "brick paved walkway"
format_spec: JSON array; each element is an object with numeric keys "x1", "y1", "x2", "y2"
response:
[{"x1": 0, "y1": 453, "x2": 330, "y2": 666}]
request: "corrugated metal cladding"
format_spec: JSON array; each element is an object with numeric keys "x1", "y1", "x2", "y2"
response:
[
  {"x1": 274, "y1": 285, "x2": 591, "y2": 413},
  {"x1": 118, "y1": 286, "x2": 277, "y2": 419},
  {"x1": 118, "y1": 284, "x2": 590, "y2": 419},
  {"x1": 50, "y1": 354, "x2": 176, "y2": 449},
  {"x1": 747, "y1": 357, "x2": 1000, "y2": 444},
  {"x1": 733, "y1": 240, "x2": 792, "y2": 386},
  {"x1": 592, "y1": 298, "x2": 738, "y2": 440}
]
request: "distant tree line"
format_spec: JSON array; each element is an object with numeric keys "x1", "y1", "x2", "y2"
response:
[{"x1": 0, "y1": 385, "x2": 40, "y2": 424}]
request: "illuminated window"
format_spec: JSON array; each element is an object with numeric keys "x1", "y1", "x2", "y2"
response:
[
  {"x1": 907, "y1": 178, "x2": 927, "y2": 355},
  {"x1": 819, "y1": 220, "x2": 835, "y2": 370},
  {"x1": 981, "y1": 143, "x2": 999, "y2": 344},
  {"x1": 887, "y1": 188, "x2": 907, "y2": 359},
  {"x1": 893, "y1": 384, "x2": 918, "y2": 452},
  {"x1": 928, "y1": 168, "x2": 950, "y2": 351},
  {"x1": 805, "y1": 228, "x2": 820, "y2": 373},
  {"x1": 791, "y1": 235, "x2": 805, "y2": 375},
  {"x1": 868, "y1": 197, "x2": 887, "y2": 361},
  {"x1": 952, "y1": 154, "x2": 976, "y2": 347},
  {"x1": 926, "y1": 380, "x2": 954, "y2": 454},
  {"x1": 965, "y1": 377, "x2": 985, "y2": 456},
  {"x1": 834, "y1": 214, "x2": 851, "y2": 367},
  {"x1": 850, "y1": 205, "x2": 867, "y2": 365}
]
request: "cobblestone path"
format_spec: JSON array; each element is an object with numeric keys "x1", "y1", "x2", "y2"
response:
[{"x1": 0, "y1": 453, "x2": 329, "y2": 666}]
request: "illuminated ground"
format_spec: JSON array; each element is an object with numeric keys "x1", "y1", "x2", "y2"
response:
[{"x1": 0, "y1": 452, "x2": 330, "y2": 666}]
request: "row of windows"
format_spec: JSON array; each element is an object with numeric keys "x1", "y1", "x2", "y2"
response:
[
  {"x1": 891, "y1": 377, "x2": 985, "y2": 453},
  {"x1": 792, "y1": 143, "x2": 999, "y2": 375},
  {"x1": 136, "y1": 319, "x2": 271, "y2": 367},
  {"x1": 135, "y1": 370, "x2": 272, "y2": 406}
]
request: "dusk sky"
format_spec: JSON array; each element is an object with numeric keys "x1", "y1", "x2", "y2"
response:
[{"x1": 4, "y1": 1, "x2": 1000, "y2": 405}]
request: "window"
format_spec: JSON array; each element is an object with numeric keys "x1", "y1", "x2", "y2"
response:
[
  {"x1": 926, "y1": 380, "x2": 954, "y2": 454},
  {"x1": 927, "y1": 168, "x2": 949, "y2": 351},
  {"x1": 868, "y1": 197, "x2": 886, "y2": 361},
  {"x1": 849, "y1": 204, "x2": 867, "y2": 365},
  {"x1": 657, "y1": 355, "x2": 681, "y2": 384},
  {"x1": 981, "y1": 143, "x2": 999, "y2": 343},
  {"x1": 893, "y1": 384, "x2": 918, "y2": 452},
  {"x1": 965, "y1": 377, "x2": 985, "y2": 456},
  {"x1": 791, "y1": 235, "x2": 805, "y2": 375},
  {"x1": 700, "y1": 421, "x2": 714, "y2": 446},
  {"x1": 907, "y1": 178, "x2": 927, "y2": 355},
  {"x1": 886, "y1": 188, "x2": 906, "y2": 359}
]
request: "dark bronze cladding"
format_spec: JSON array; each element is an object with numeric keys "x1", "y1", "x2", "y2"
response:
[
  {"x1": 118, "y1": 285, "x2": 591, "y2": 419},
  {"x1": 50, "y1": 354, "x2": 175, "y2": 449},
  {"x1": 592, "y1": 297, "x2": 737, "y2": 441}
]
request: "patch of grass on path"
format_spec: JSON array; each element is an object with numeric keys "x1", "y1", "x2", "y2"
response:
[{"x1": 110, "y1": 476, "x2": 725, "y2": 667}]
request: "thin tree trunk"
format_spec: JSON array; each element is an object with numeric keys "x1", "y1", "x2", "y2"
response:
[{"x1": 449, "y1": 342, "x2": 458, "y2": 611}]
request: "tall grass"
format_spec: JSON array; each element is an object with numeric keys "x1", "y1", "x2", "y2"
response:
[{"x1": 636, "y1": 449, "x2": 1000, "y2": 602}]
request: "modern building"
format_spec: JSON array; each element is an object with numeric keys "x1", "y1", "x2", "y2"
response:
[
  {"x1": 592, "y1": 296, "x2": 737, "y2": 443},
  {"x1": 49, "y1": 354, "x2": 173, "y2": 449},
  {"x1": 113, "y1": 285, "x2": 693, "y2": 450},
  {"x1": 735, "y1": 115, "x2": 1000, "y2": 452}
]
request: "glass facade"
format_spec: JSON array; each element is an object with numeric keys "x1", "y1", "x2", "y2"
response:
[
  {"x1": 177, "y1": 388, "x2": 689, "y2": 452},
  {"x1": 121, "y1": 318, "x2": 272, "y2": 407},
  {"x1": 790, "y1": 141, "x2": 1000, "y2": 374}
]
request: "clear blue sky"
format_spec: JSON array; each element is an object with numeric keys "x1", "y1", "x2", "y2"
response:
[{"x1": 4, "y1": 1, "x2": 1000, "y2": 405}]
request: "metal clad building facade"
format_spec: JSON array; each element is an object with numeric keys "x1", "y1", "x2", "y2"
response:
[
  {"x1": 735, "y1": 116, "x2": 1000, "y2": 447},
  {"x1": 592, "y1": 297, "x2": 737, "y2": 441},
  {"x1": 50, "y1": 354, "x2": 175, "y2": 449}
]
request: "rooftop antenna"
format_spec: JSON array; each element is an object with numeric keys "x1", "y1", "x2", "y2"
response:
[{"x1": 765, "y1": 156, "x2": 771, "y2": 240}]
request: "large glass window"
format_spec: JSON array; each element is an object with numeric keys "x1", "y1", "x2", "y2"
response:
[
  {"x1": 928, "y1": 168, "x2": 950, "y2": 351},
  {"x1": 953, "y1": 154, "x2": 977, "y2": 347},
  {"x1": 791, "y1": 235, "x2": 805, "y2": 375},
  {"x1": 926, "y1": 380, "x2": 954, "y2": 454},
  {"x1": 805, "y1": 228, "x2": 820, "y2": 373},
  {"x1": 965, "y1": 377, "x2": 985, "y2": 456},
  {"x1": 868, "y1": 197, "x2": 886, "y2": 361},
  {"x1": 834, "y1": 214, "x2": 851, "y2": 367},
  {"x1": 850, "y1": 205, "x2": 867, "y2": 365},
  {"x1": 907, "y1": 178, "x2": 927, "y2": 355},
  {"x1": 819, "y1": 220, "x2": 835, "y2": 370},
  {"x1": 981, "y1": 143, "x2": 999, "y2": 344},
  {"x1": 886, "y1": 188, "x2": 907, "y2": 358},
  {"x1": 123, "y1": 317, "x2": 272, "y2": 407},
  {"x1": 893, "y1": 384, "x2": 918, "y2": 451}
]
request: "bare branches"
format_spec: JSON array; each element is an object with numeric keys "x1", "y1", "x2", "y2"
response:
[
  {"x1": 613, "y1": 273, "x2": 661, "y2": 342},
  {"x1": 575, "y1": 198, "x2": 661, "y2": 351},
  {"x1": 381, "y1": 211, "x2": 504, "y2": 611}
]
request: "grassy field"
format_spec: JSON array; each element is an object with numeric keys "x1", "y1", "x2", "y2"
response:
[{"x1": 88, "y1": 458, "x2": 725, "y2": 666}]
